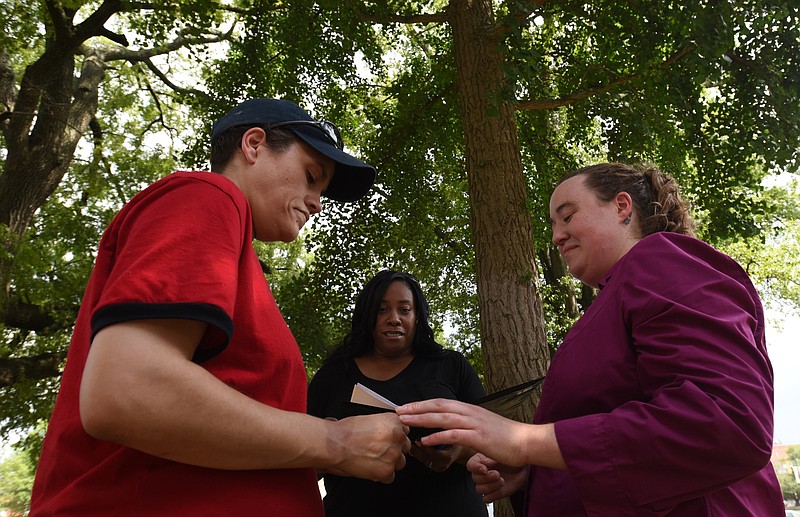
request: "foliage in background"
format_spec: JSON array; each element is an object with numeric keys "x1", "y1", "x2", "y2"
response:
[
  {"x1": 195, "y1": 0, "x2": 800, "y2": 366},
  {"x1": 777, "y1": 446, "x2": 800, "y2": 507},
  {"x1": 1, "y1": 4, "x2": 799, "y2": 491},
  {"x1": 0, "y1": 442, "x2": 37, "y2": 516},
  {"x1": 718, "y1": 178, "x2": 800, "y2": 320}
]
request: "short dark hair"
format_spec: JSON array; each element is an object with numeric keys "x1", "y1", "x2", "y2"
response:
[
  {"x1": 558, "y1": 162, "x2": 696, "y2": 237},
  {"x1": 209, "y1": 125, "x2": 299, "y2": 172},
  {"x1": 326, "y1": 270, "x2": 445, "y2": 362}
]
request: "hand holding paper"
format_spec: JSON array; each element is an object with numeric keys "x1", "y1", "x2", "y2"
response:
[{"x1": 350, "y1": 377, "x2": 545, "y2": 418}]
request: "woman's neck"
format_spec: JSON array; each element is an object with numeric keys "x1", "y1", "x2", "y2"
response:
[{"x1": 355, "y1": 352, "x2": 415, "y2": 381}]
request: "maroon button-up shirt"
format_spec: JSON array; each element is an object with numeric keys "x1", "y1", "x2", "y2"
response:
[{"x1": 528, "y1": 233, "x2": 784, "y2": 516}]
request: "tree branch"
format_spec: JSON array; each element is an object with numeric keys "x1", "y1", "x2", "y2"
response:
[
  {"x1": 0, "y1": 352, "x2": 66, "y2": 388},
  {"x1": 351, "y1": 4, "x2": 448, "y2": 25},
  {"x1": 72, "y1": 0, "x2": 125, "y2": 47},
  {"x1": 3, "y1": 298, "x2": 58, "y2": 333},
  {"x1": 124, "y1": 1, "x2": 253, "y2": 16},
  {"x1": 135, "y1": 69, "x2": 183, "y2": 138},
  {"x1": 496, "y1": 0, "x2": 547, "y2": 36},
  {"x1": 492, "y1": 0, "x2": 583, "y2": 40},
  {"x1": 433, "y1": 225, "x2": 471, "y2": 258},
  {"x1": 515, "y1": 40, "x2": 698, "y2": 111},
  {"x1": 43, "y1": 0, "x2": 76, "y2": 43},
  {"x1": 0, "y1": 49, "x2": 15, "y2": 129},
  {"x1": 92, "y1": 29, "x2": 231, "y2": 63},
  {"x1": 141, "y1": 58, "x2": 196, "y2": 95},
  {"x1": 98, "y1": 27, "x2": 130, "y2": 47}
]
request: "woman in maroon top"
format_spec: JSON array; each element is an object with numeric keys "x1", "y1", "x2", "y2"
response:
[{"x1": 398, "y1": 163, "x2": 784, "y2": 515}]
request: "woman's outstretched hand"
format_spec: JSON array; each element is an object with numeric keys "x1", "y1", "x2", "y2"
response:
[{"x1": 396, "y1": 398, "x2": 566, "y2": 470}]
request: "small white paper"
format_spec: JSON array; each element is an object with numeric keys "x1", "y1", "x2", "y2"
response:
[{"x1": 350, "y1": 383, "x2": 398, "y2": 410}]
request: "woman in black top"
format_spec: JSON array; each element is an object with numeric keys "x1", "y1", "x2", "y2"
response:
[{"x1": 308, "y1": 270, "x2": 488, "y2": 517}]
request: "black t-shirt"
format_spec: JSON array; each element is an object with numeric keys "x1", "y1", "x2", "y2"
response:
[{"x1": 308, "y1": 350, "x2": 489, "y2": 517}]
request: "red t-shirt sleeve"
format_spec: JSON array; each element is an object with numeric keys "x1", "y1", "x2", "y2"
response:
[{"x1": 91, "y1": 174, "x2": 249, "y2": 360}]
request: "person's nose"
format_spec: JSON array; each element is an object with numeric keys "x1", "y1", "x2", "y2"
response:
[
  {"x1": 386, "y1": 311, "x2": 401, "y2": 325},
  {"x1": 306, "y1": 193, "x2": 322, "y2": 215},
  {"x1": 551, "y1": 224, "x2": 566, "y2": 247}
]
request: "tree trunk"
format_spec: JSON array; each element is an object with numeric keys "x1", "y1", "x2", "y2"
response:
[
  {"x1": 0, "y1": 40, "x2": 105, "y2": 318},
  {"x1": 539, "y1": 246, "x2": 582, "y2": 320},
  {"x1": 450, "y1": 0, "x2": 550, "y2": 514}
]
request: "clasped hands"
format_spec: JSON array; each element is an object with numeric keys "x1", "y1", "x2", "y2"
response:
[{"x1": 396, "y1": 398, "x2": 547, "y2": 502}]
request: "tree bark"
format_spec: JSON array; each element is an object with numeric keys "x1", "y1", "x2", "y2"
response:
[
  {"x1": 450, "y1": 1, "x2": 550, "y2": 514},
  {"x1": 0, "y1": 5, "x2": 113, "y2": 320}
]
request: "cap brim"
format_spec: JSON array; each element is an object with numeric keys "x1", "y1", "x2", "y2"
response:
[{"x1": 291, "y1": 127, "x2": 376, "y2": 202}]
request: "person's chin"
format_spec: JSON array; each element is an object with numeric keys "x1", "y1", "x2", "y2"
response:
[
  {"x1": 566, "y1": 264, "x2": 585, "y2": 281},
  {"x1": 271, "y1": 226, "x2": 300, "y2": 243},
  {"x1": 281, "y1": 230, "x2": 300, "y2": 243}
]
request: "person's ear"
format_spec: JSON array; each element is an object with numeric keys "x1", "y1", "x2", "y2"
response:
[
  {"x1": 615, "y1": 191, "x2": 634, "y2": 225},
  {"x1": 240, "y1": 127, "x2": 267, "y2": 164}
]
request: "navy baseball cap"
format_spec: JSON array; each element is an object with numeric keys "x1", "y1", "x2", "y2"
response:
[{"x1": 211, "y1": 98, "x2": 376, "y2": 202}]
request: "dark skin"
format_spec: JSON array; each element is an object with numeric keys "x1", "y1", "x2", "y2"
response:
[{"x1": 354, "y1": 280, "x2": 476, "y2": 472}]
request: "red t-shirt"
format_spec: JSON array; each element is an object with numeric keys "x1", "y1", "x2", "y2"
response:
[{"x1": 30, "y1": 171, "x2": 323, "y2": 516}]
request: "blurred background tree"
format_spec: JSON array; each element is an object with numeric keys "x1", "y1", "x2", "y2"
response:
[{"x1": 776, "y1": 446, "x2": 800, "y2": 507}]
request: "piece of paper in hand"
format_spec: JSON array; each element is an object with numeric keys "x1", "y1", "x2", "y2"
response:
[{"x1": 350, "y1": 383, "x2": 398, "y2": 410}]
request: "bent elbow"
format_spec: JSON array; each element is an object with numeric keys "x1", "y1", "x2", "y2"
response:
[
  {"x1": 80, "y1": 394, "x2": 114, "y2": 441},
  {"x1": 724, "y1": 424, "x2": 775, "y2": 477},
  {"x1": 79, "y1": 381, "x2": 131, "y2": 443}
]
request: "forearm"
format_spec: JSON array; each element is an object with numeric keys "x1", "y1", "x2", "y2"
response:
[
  {"x1": 81, "y1": 319, "x2": 409, "y2": 482},
  {"x1": 519, "y1": 422, "x2": 566, "y2": 470},
  {"x1": 81, "y1": 319, "x2": 414, "y2": 480},
  {"x1": 81, "y1": 337, "x2": 343, "y2": 470}
]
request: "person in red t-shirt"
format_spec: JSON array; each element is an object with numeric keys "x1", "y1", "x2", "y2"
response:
[{"x1": 30, "y1": 98, "x2": 411, "y2": 516}]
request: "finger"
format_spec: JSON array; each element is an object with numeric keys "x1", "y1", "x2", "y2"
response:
[
  {"x1": 416, "y1": 428, "x2": 470, "y2": 449},
  {"x1": 467, "y1": 462, "x2": 488, "y2": 476},
  {"x1": 395, "y1": 399, "x2": 438, "y2": 414},
  {"x1": 396, "y1": 398, "x2": 466, "y2": 415},
  {"x1": 378, "y1": 471, "x2": 396, "y2": 484},
  {"x1": 397, "y1": 451, "x2": 407, "y2": 471},
  {"x1": 467, "y1": 452, "x2": 495, "y2": 473},
  {"x1": 398, "y1": 408, "x2": 478, "y2": 434},
  {"x1": 418, "y1": 442, "x2": 453, "y2": 457},
  {"x1": 481, "y1": 488, "x2": 506, "y2": 504},
  {"x1": 472, "y1": 468, "x2": 502, "y2": 486},
  {"x1": 475, "y1": 475, "x2": 506, "y2": 502},
  {"x1": 472, "y1": 468, "x2": 501, "y2": 481}
]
